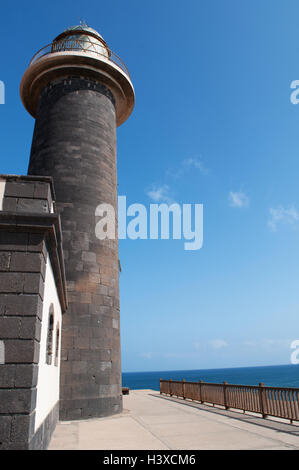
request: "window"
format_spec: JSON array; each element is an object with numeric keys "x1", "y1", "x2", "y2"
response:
[
  {"x1": 55, "y1": 323, "x2": 60, "y2": 367},
  {"x1": 46, "y1": 304, "x2": 54, "y2": 365}
]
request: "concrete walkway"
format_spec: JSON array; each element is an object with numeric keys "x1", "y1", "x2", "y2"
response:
[{"x1": 49, "y1": 389, "x2": 299, "y2": 450}]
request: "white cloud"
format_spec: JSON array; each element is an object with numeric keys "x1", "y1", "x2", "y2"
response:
[
  {"x1": 262, "y1": 338, "x2": 291, "y2": 348},
  {"x1": 228, "y1": 191, "x2": 249, "y2": 208},
  {"x1": 268, "y1": 205, "x2": 299, "y2": 231},
  {"x1": 148, "y1": 157, "x2": 208, "y2": 204},
  {"x1": 209, "y1": 339, "x2": 228, "y2": 349},
  {"x1": 244, "y1": 338, "x2": 291, "y2": 349},
  {"x1": 140, "y1": 352, "x2": 153, "y2": 359},
  {"x1": 147, "y1": 185, "x2": 174, "y2": 204},
  {"x1": 167, "y1": 157, "x2": 209, "y2": 180},
  {"x1": 182, "y1": 158, "x2": 209, "y2": 175}
]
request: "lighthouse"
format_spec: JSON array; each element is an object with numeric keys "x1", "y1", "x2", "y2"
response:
[{"x1": 20, "y1": 23, "x2": 135, "y2": 420}]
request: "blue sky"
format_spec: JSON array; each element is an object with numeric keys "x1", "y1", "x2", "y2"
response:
[{"x1": 1, "y1": 0, "x2": 299, "y2": 372}]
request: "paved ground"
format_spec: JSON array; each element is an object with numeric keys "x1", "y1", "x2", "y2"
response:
[{"x1": 49, "y1": 389, "x2": 299, "y2": 450}]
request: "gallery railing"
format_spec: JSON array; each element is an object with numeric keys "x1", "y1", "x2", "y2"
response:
[
  {"x1": 29, "y1": 39, "x2": 131, "y2": 79},
  {"x1": 160, "y1": 379, "x2": 299, "y2": 423}
]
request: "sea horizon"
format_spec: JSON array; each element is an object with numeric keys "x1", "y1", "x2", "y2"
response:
[
  {"x1": 122, "y1": 363, "x2": 299, "y2": 391},
  {"x1": 123, "y1": 362, "x2": 294, "y2": 375}
]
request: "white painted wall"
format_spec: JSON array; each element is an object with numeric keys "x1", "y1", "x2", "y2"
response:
[
  {"x1": 0, "y1": 179, "x2": 6, "y2": 210},
  {"x1": 35, "y1": 253, "x2": 62, "y2": 431}
]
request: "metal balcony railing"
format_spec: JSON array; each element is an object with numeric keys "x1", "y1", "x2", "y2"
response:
[{"x1": 29, "y1": 39, "x2": 131, "y2": 79}]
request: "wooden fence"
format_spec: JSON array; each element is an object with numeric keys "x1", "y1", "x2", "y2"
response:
[{"x1": 160, "y1": 379, "x2": 299, "y2": 423}]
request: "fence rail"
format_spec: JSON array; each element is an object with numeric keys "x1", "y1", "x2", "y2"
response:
[
  {"x1": 160, "y1": 379, "x2": 299, "y2": 423},
  {"x1": 29, "y1": 40, "x2": 131, "y2": 79}
]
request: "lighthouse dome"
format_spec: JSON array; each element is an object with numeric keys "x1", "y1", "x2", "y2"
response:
[
  {"x1": 21, "y1": 22, "x2": 134, "y2": 125},
  {"x1": 54, "y1": 23, "x2": 105, "y2": 42},
  {"x1": 52, "y1": 23, "x2": 110, "y2": 58}
]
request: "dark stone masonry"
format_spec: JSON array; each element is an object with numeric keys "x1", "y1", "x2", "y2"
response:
[
  {"x1": 1, "y1": 24, "x2": 136, "y2": 442},
  {"x1": 28, "y1": 77, "x2": 122, "y2": 420},
  {"x1": 0, "y1": 176, "x2": 67, "y2": 449}
]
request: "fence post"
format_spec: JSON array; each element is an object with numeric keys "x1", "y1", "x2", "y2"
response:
[
  {"x1": 223, "y1": 381, "x2": 229, "y2": 410},
  {"x1": 160, "y1": 378, "x2": 162, "y2": 394},
  {"x1": 170, "y1": 379, "x2": 172, "y2": 396},
  {"x1": 183, "y1": 379, "x2": 186, "y2": 399},
  {"x1": 199, "y1": 380, "x2": 203, "y2": 403},
  {"x1": 259, "y1": 382, "x2": 267, "y2": 419}
]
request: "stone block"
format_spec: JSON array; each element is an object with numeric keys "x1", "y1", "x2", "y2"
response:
[
  {"x1": 0, "y1": 294, "x2": 42, "y2": 318},
  {"x1": 14, "y1": 364, "x2": 38, "y2": 388},
  {"x1": 24, "y1": 273, "x2": 44, "y2": 298},
  {"x1": 11, "y1": 413, "x2": 35, "y2": 442},
  {"x1": 0, "y1": 317, "x2": 20, "y2": 338},
  {"x1": 34, "y1": 182, "x2": 51, "y2": 200},
  {"x1": 3, "y1": 197, "x2": 17, "y2": 211},
  {"x1": 4, "y1": 339, "x2": 39, "y2": 364},
  {"x1": 0, "y1": 272, "x2": 24, "y2": 293},
  {"x1": 0, "y1": 252, "x2": 11, "y2": 271},
  {"x1": 81, "y1": 251, "x2": 96, "y2": 262},
  {"x1": 74, "y1": 336, "x2": 90, "y2": 349},
  {"x1": 5, "y1": 181, "x2": 35, "y2": 198},
  {"x1": 28, "y1": 233, "x2": 46, "y2": 254},
  {"x1": 19, "y1": 317, "x2": 41, "y2": 341},
  {"x1": 0, "y1": 364, "x2": 16, "y2": 387},
  {"x1": 17, "y1": 198, "x2": 49, "y2": 213},
  {"x1": 10, "y1": 252, "x2": 42, "y2": 273},
  {"x1": 0, "y1": 232, "x2": 28, "y2": 251},
  {"x1": 0, "y1": 388, "x2": 36, "y2": 413},
  {"x1": 0, "y1": 416, "x2": 12, "y2": 444}
]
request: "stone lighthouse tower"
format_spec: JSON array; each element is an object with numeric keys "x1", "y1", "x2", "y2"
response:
[{"x1": 20, "y1": 24, "x2": 135, "y2": 420}]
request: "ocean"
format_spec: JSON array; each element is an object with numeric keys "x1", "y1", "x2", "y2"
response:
[{"x1": 122, "y1": 364, "x2": 299, "y2": 391}]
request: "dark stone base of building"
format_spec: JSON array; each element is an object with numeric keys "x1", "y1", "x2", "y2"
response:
[
  {"x1": 0, "y1": 403, "x2": 59, "y2": 450},
  {"x1": 59, "y1": 396, "x2": 122, "y2": 421},
  {"x1": 29, "y1": 403, "x2": 59, "y2": 450}
]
